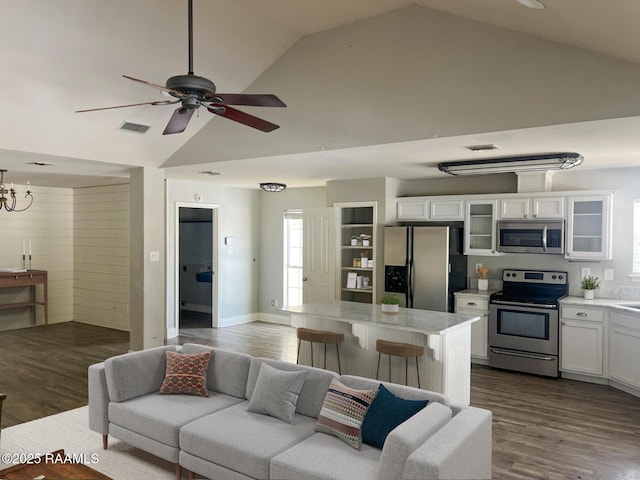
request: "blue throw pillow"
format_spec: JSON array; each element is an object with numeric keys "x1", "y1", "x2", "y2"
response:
[{"x1": 361, "y1": 384, "x2": 429, "y2": 449}]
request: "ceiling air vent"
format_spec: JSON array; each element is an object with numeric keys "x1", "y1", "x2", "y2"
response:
[
  {"x1": 118, "y1": 121, "x2": 150, "y2": 134},
  {"x1": 465, "y1": 144, "x2": 500, "y2": 152}
]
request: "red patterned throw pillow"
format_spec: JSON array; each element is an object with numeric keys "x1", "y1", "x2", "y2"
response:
[{"x1": 159, "y1": 351, "x2": 212, "y2": 397}]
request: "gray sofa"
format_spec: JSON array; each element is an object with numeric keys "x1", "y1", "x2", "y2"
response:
[{"x1": 88, "y1": 343, "x2": 492, "y2": 480}]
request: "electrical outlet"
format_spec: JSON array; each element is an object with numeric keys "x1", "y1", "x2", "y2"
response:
[
  {"x1": 604, "y1": 268, "x2": 614, "y2": 281},
  {"x1": 270, "y1": 300, "x2": 275, "y2": 307},
  {"x1": 581, "y1": 267, "x2": 590, "y2": 279},
  {"x1": 475, "y1": 263, "x2": 483, "y2": 272}
]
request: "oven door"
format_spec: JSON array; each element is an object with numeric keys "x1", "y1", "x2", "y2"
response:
[{"x1": 489, "y1": 302, "x2": 558, "y2": 355}]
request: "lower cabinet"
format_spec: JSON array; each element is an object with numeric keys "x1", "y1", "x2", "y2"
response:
[
  {"x1": 455, "y1": 292, "x2": 491, "y2": 363},
  {"x1": 560, "y1": 306, "x2": 604, "y2": 377},
  {"x1": 609, "y1": 312, "x2": 640, "y2": 390}
]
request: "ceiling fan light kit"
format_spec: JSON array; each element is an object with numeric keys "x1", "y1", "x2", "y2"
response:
[
  {"x1": 77, "y1": 0, "x2": 286, "y2": 135},
  {"x1": 438, "y1": 152, "x2": 583, "y2": 176},
  {"x1": 260, "y1": 182, "x2": 287, "y2": 193},
  {"x1": 0, "y1": 169, "x2": 33, "y2": 212}
]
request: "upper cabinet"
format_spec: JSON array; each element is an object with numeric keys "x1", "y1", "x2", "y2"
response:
[
  {"x1": 566, "y1": 194, "x2": 613, "y2": 261},
  {"x1": 499, "y1": 196, "x2": 564, "y2": 220},
  {"x1": 397, "y1": 197, "x2": 464, "y2": 221},
  {"x1": 464, "y1": 200, "x2": 498, "y2": 255}
]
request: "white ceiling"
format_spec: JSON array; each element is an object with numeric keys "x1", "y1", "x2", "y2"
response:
[{"x1": 2, "y1": 0, "x2": 640, "y2": 188}]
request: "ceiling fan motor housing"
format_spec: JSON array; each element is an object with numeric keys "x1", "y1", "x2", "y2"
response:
[{"x1": 166, "y1": 74, "x2": 216, "y2": 99}]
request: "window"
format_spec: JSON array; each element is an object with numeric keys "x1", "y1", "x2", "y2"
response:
[
  {"x1": 284, "y1": 210, "x2": 303, "y2": 307},
  {"x1": 634, "y1": 200, "x2": 640, "y2": 273}
]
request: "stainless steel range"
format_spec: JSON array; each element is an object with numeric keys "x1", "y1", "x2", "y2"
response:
[{"x1": 489, "y1": 269, "x2": 568, "y2": 377}]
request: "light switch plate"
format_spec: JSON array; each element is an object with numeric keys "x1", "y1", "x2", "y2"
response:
[
  {"x1": 150, "y1": 250, "x2": 160, "y2": 262},
  {"x1": 581, "y1": 267, "x2": 590, "y2": 279},
  {"x1": 604, "y1": 268, "x2": 614, "y2": 281}
]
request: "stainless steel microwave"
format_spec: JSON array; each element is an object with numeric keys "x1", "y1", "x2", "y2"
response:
[{"x1": 497, "y1": 220, "x2": 564, "y2": 254}]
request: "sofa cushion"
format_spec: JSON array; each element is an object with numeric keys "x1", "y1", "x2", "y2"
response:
[
  {"x1": 246, "y1": 358, "x2": 337, "y2": 418},
  {"x1": 108, "y1": 390, "x2": 243, "y2": 448},
  {"x1": 377, "y1": 402, "x2": 453, "y2": 480},
  {"x1": 247, "y1": 363, "x2": 307, "y2": 423},
  {"x1": 180, "y1": 401, "x2": 316, "y2": 479},
  {"x1": 159, "y1": 351, "x2": 212, "y2": 397},
  {"x1": 362, "y1": 384, "x2": 429, "y2": 449},
  {"x1": 271, "y1": 433, "x2": 382, "y2": 480},
  {"x1": 314, "y1": 379, "x2": 378, "y2": 450},
  {"x1": 181, "y1": 344, "x2": 252, "y2": 398},
  {"x1": 339, "y1": 375, "x2": 449, "y2": 406},
  {"x1": 105, "y1": 345, "x2": 178, "y2": 402}
]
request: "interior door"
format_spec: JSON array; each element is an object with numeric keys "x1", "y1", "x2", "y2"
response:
[{"x1": 303, "y1": 207, "x2": 336, "y2": 304}]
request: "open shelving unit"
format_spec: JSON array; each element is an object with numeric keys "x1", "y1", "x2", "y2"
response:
[{"x1": 336, "y1": 203, "x2": 377, "y2": 304}]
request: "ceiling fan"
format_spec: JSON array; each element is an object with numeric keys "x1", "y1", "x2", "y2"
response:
[{"x1": 76, "y1": 0, "x2": 286, "y2": 135}]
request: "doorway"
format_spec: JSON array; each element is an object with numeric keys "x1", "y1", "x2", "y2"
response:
[{"x1": 177, "y1": 205, "x2": 219, "y2": 329}]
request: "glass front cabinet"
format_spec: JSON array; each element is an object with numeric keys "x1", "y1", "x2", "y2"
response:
[{"x1": 566, "y1": 195, "x2": 613, "y2": 261}]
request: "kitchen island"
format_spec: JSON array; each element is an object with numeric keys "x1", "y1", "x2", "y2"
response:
[{"x1": 282, "y1": 301, "x2": 480, "y2": 405}]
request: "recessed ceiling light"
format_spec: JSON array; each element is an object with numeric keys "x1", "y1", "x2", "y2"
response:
[{"x1": 517, "y1": 0, "x2": 545, "y2": 9}]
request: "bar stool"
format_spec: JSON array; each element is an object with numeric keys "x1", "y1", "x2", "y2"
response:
[
  {"x1": 375, "y1": 339, "x2": 425, "y2": 388},
  {"x1": 296, "y1": 328, "x2": 344, "y2": 374}
]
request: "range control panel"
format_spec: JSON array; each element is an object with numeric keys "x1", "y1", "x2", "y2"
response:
[{"x1": 502, "y1": 269, "x2": 567, "y2": 285}]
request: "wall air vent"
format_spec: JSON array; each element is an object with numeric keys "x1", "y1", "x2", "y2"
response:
[{"x1": 118, "y1": 122, "x2": 150, "y2": 134}]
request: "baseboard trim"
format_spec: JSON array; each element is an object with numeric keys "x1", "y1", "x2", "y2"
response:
[{"x1": 218, "y1": 312, "x2": 290, "y2": 328}]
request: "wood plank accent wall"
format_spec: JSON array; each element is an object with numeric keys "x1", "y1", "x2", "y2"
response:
[
  {"x1": 73, "y1": 184, "x2": 130, "y2": 331},
  {"x1": 0, "y1": 185, "x2": 73, "y2": 330}
]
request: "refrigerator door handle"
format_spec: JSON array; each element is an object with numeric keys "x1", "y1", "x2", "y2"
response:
[{"x1": 408, "y1": 260, "x2": 414, "y2": 308}]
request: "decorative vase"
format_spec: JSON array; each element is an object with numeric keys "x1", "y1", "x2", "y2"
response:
[
  {"x1": 381, "y1": 304, "x2": 399, "y2": 314},
  {"x1": 584, "y1": 289, "x2": 595, "y2": 300},
  {"x1": 478, "y1": 278, "x2": 489, "y2": 291}
]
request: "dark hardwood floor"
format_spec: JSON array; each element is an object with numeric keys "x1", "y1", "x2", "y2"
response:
[{"x1": 2, "y1": 320, "x2": 639, "y2": 479}]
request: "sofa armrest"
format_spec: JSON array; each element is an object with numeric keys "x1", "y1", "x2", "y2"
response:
[
  {"x1": 401, "y1": 406, "x2": 492, "y2": 480},
  {"x1": 377, "y1": 402, "x2": 453, "y2": 480},
  {"x1": 88, "y1": 363, "x2": 110, "y2": 435}
]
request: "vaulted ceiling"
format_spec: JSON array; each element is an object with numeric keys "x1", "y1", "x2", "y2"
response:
[{"x1": 2, "y1": 0, "x2": 640, "y2": 188}]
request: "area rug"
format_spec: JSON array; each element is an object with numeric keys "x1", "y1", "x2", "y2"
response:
[{"x1": 0, "y1": 406, "x2": 175, "y2": 479}]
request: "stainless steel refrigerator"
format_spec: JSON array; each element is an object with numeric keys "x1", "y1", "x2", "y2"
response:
[{"x1": 384, "y1": 225, "x2": 467, "y2": 312}]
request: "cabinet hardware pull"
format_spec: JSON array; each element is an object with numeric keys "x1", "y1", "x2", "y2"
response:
[
  {"x1": 577, "y1": 312, "x2": 588, "y2": 317},
  {"x1": 467, "y1": 302, "x2": 476, "y2": 306}
]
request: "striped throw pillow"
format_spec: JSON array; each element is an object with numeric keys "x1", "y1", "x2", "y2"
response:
[{"x1": 314, "y1": 379, "x2": 378, "y2": 450}]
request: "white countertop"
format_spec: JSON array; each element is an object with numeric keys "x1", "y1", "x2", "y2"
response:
[
  {"x1": 561, "y1": 296, "x2": 640, "y2": 314},
  {"x1": 281, "y1": 300, "x2": 480, "y2": 335}
]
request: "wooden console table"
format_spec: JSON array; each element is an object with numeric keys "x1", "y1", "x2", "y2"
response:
[{"x1": 0, "y1": 270, "x2": 48, "y2": 325}]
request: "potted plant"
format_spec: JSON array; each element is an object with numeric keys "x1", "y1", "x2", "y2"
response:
[
  {"x1": 476, "y1": 266, "x2": 489, "y2": 291},
  {"x1": 380, "y1": 295, "x2": 400, "y2": 314},
  {"x1": 581, "y1": 275, "x2": 601, "y2": 300}
]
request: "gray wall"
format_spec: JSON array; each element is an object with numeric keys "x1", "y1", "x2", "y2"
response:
[{"x1": 258, "y1": 186, "x2": 327, "y2": 315}]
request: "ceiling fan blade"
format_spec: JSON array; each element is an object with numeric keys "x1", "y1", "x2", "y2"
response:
[
  {"x1": 163, "y1": 106, "x2": 196, "y2": 135},
  {"x1": 76, "y1": 100, "x2": 177, "y2": 113},
  {"x1": 208, "y1": 93, "x2": 286, "y2": 108},
  {"x1": 208, "y1": 105, "x2": 280, "y2": 132},
  {"x1": 123, "y1": 75, "x2": 187, "y2": 98}
]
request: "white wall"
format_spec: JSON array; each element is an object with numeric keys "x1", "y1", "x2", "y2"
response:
[
  {"x1": 0, "y1": 185, "x2": 73, "y2": 330},
  {"x1": 73, "y1": 184, "x2": 130, "y2": 331},
  {"x1": 258, "y1": 186, "x2": 326, "y2": 316},
  {"x1": 166, "y1": 180, "x2": 259, "y2": 333}
]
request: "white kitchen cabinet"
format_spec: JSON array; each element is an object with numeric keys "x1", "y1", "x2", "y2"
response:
[
  {"x1": 455, "y1": 291, "x2": 491, "y2": 362},
  {"x1": 565, "y1": 194, "x2": 613, "y2": 261},
  {"x1": 397, "y1": 198, "x2": 429, "y2": 220},
  {"x1": 560, "y1": 306, "x2": 605, "y2": 377},
  {"x1": 396, "y1": 197, "x2": 463, "y2": 221},
  {"x1": 609, "y1": 311, "x2": 640, "y2": 390},
  {"x1": 464, "y1": 200, "x2": 498, "y2": 255},
  {"x1": 499, "y1": 196, "x2": 564, "y2": 219},
  {"x1": 429, "y1": 199, "x2": 464, "y2": 221}
]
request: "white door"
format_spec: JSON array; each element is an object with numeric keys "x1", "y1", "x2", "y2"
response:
[{"x1": 303, "y1": 207, "x2": 336, "y2": 304}]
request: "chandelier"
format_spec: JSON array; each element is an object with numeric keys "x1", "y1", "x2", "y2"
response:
[
  {"x1": 0, "y1": 169, "x2": 33, "y2": 212},
  {"x1": 259, "y1": 182, "x2": 287, "y2": 193}
]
